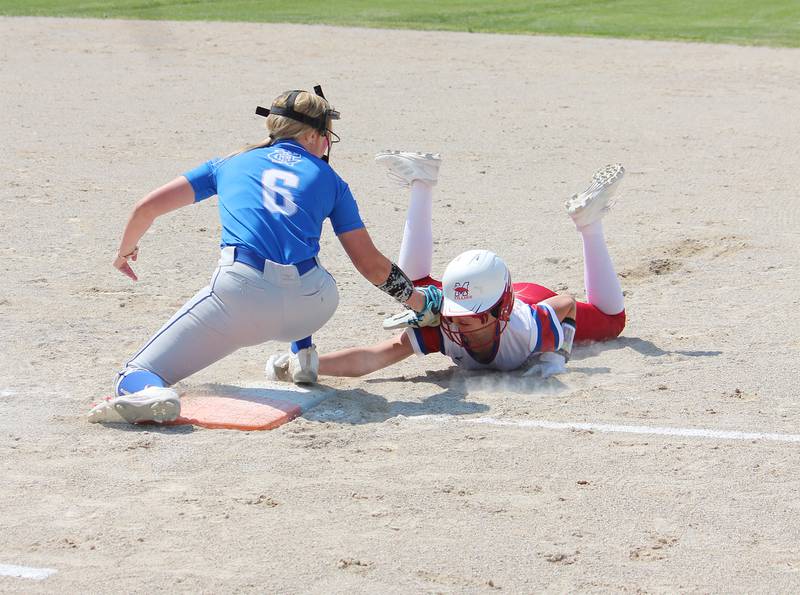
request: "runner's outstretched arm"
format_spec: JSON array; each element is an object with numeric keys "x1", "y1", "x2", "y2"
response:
[{"x1": 319, "y1": 333, "x2": 414, "y2": 377}]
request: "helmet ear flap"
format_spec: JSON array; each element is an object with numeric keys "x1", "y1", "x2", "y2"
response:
[{"x1": 495, "y1": 278, "x2": 515, "y2": 322}]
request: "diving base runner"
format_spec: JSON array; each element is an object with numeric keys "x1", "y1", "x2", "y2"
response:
[{"x1": 267, "y1": 152, "x2": 627, "y2": 380}]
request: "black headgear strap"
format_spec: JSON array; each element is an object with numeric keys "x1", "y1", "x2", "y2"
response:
[{"x1": 255, "y1": 85, "x2": 339, "y2": 136}]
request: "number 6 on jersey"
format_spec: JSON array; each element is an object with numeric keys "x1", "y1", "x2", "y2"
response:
[{"x1": 262, "y1": 168, "x2": 300, "y2": 216}]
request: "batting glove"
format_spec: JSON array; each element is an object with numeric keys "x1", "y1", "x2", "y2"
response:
[
  {"x1": 523, "y1": 351, "x2": 567, "y2": 379},
  {"x1": 383, "y1": 285, "x2": 443, "y2": 330}
]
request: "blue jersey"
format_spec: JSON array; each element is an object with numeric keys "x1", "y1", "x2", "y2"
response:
[{"x1": 183, "y1": 139, "x2": 364, "y2": 265}]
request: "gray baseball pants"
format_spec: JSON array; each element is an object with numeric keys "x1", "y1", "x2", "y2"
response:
[{"x1": 119, "y1": 247, "x2": 338, "y2": 386}]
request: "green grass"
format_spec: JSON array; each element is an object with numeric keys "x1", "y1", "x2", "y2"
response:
[{"x1": 1, "y1": 0, "x2": 799, "y2": 47}]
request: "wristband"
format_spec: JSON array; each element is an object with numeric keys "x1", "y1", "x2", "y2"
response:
[
  {"x1": 118, "y1": 246, "x2": 139, "y2": 259},
  {"x1": 375, "y1": 262, "x2": 414, "y2": 303},
  {"x1": 559, "y1": 317, "x2": 576, "y2": 361}
]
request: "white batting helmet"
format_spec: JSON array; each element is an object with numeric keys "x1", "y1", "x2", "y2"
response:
[
  {"x1": 441, "y1": 250, "x2": 511, "y2": 315},
  {"x1": 440, "y1": 250, "x2": 515, "y2": 348}
]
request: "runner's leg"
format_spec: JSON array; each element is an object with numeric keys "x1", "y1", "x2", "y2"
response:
[
  {"x1": 579, "y1": 220, "x2": 624, "y2": 315},
  {"x1": 398, "y1": 180, "x2": 435, "y2": 281}
]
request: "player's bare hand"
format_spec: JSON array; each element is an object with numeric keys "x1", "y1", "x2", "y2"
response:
[
  {"x1": 114, "y1": 246, "x2": 139, "y2": 281},
  {"x1": 265, "y1": 352, "x2": 292, "y2": 382}
]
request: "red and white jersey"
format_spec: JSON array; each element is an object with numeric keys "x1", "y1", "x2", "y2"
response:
[{"x1": 405, "y1": 299, "x2": 564, "y2": 371}]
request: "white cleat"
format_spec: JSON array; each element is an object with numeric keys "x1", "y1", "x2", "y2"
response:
[
  {"x1": 88, "y1": 386, "x2": 180, "y2": 424},
  {"x1": 566, "y1": 163, "x2": 625, "y2": 229},
  {"x1": 289, "y1": 345, "x2": 319, "y2": 384},
  {"x1": 375, "y1": 150, "x2": 441, "y2": 187},
  {"x1": 265, "y1": 346, "x2": 319, "y2": 385}
]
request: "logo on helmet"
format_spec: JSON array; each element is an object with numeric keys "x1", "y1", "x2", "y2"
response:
[{"x1": 453, "y1": 282, "x2": 471, "y2": 300}]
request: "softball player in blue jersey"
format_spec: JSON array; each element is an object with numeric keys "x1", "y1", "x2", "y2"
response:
[{"x1": 89, "y1": 87, "x2": 440, "y2": 424}]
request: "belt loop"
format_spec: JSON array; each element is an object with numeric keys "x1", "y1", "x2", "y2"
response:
[
  {"x1": 261, "y1": 260, "x2": 301, "y2": 287},
  {"x1": 219, "y1": 246, "x2": 235, "y2": 266}
]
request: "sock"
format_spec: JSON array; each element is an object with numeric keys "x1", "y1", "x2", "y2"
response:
[
  {"x1": 115, "y1": 368, "x2": 167, "y2": 396},
  {"x1": 291, "y1": 337, "x2": 312, "y2": 353},
  {"x1": 397, "y1": 180, "x2": 434, "y2": 281},
  {"x1": 579, "y1": 221, "x2": 624, "y2": 315}
]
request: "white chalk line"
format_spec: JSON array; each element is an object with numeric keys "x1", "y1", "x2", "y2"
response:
[
  {"x1": 408, "y1": 415, "x2": 800, "y2": 443},
  {"x1": 0, "y1": 563, "x2": 57, "y2": 580}
]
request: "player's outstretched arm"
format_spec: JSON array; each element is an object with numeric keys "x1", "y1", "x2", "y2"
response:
[
  {"x1": 319, "y1": 333, "x2": 414, "y2": 377},
  {"x1": 337, "y1": 228, "x2": 428, "y2": 313},
  {"x1": 113, "y1": 176, "x2": 195, "y2": 280}
]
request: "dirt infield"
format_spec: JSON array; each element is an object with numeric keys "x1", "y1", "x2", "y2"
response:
[{"x1": 2, "y1": 16, "x2": 799, "y2": 593}]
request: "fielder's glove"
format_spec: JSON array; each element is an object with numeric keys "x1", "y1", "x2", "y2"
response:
[{"x1": 383, "y1": 284, "x2": 443, "y2": 330}]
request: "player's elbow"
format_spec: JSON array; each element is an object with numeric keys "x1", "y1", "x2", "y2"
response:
[
  {"x1": 352, "y1": 253, "x2": 389, "y2": 285},
  {"x1": 132, "y1": 197, "x2": 160, "y2": 223},
  {"x1": 564, "y1": 293, "x2": 577, "y2": 316},
  {"x1": 334, "y1": 364, "x2": 374, "y2": 378},
  {"x1": 350, "y1": 353, "x2": 384, "y2": 377},
  {"x1": 320, "y1": 349, "x2": 379, "y2": 378},
  {"x1": 543, "y1": 293, "x2": 577, "y2": 321},
  {"x1": 349, "y1": 368, "x2": 371, "y2": 378},
  {"x1": 349, "y1": 342, "x2": 406, "y2": 377}
]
